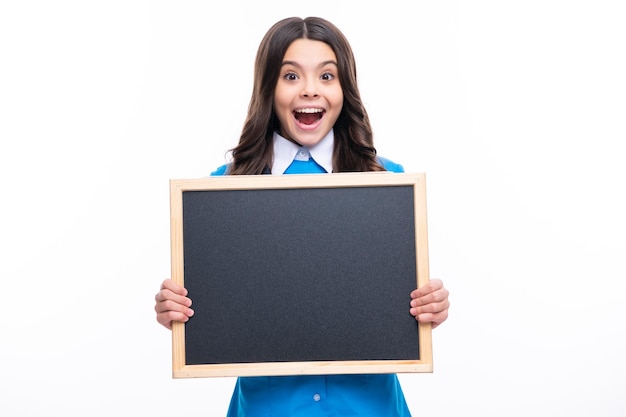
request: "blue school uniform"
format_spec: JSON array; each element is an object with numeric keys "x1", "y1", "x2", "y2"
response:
[{"x1": 211, "y1": 131, "x2": 411, "y2": 417}]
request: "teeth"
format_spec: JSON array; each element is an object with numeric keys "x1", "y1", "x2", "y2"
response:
[{"x1": 295, "y1": 108, "x2": 323, "y2": 113}]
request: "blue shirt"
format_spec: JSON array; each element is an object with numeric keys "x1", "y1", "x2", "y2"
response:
[{"x1": 211, "y1": 133, "x2": 410, "y2": 417}]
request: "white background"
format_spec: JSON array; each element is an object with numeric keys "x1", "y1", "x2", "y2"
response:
[{"x1": 1, "y1": 1, "x2": 625, "y2": 416}]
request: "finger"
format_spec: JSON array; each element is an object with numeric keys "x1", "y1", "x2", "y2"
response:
[
  {"x1": 410, "y1": 286, "x2": 449, "y2": 308},
  {"x1": 160, "y1": 278, "x2": 188, "y2": 296},
  {"x1": 157, "y1": 310, "x2": 192, "y2": 330},
  {"x1": 413, "y1": 310, "x2": 449, "y2": 329},
  {"x1": 155, "y1": 297, "x2": 194, "y2": 329},
  {"x1": 410, "y1": 278, "x2": 443, "y2": 299},
  {"x1": 154, "y1": 279, "x2": 194, "y2": 330},
  {"x1": 410, "y1": 297, "x2": 449, "y2": 314},
  {"x1": 154, "y1": 288, "x2": 193, "y2": 309},
  {"x1": 154, "y1": 296, "x2": 194, "y2": 316}
]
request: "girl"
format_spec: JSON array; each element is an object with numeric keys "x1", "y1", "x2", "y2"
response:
[{"x1": 155, "y1": 16, "x2": 450, "y2": 417}]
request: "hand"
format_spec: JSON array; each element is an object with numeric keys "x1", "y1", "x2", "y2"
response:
[
  {"x1": 409, "y1": 278, "x2": 449, "y2": 329},
  {"x1": 154, "y1": 279, "x2": 194, "y2": 330}
]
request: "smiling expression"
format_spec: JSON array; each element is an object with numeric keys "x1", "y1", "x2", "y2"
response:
[{"x1": 274, "y1": 39, "x2": 344, "y2": 147}]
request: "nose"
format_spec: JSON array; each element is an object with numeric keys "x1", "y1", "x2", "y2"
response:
[{"x1": 301, "y1": 79, "x2": 319, "y2": 98}]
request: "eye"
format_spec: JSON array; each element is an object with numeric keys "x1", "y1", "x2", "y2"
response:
[
  {"x1": 283, "y1": 72, "x2": 299, "y2": 81},
  {"x1": 320, "y1": 72, "x2": 335, "y2": 81}
]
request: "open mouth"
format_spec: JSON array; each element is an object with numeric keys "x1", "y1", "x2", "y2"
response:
[{"x1": 294, "y1": 108, "x2": 324, "y2": 125}]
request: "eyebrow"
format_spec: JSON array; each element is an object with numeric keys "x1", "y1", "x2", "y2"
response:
[{"x1": 281, "y1": 60, "x2": 338, "y2": 68}]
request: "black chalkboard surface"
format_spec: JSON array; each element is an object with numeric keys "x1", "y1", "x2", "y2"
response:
[{"x1": 170, "y1": 172, "x2": 432, "y2": 378}]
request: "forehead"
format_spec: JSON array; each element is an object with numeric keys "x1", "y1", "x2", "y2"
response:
[{"x1": 283, "y1": 39, "x2": 337, "y2": 64}]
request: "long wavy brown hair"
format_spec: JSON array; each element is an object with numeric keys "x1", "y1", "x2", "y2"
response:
[{"x1": 227, "y1": 16, "x2": 384, "y2": 175}]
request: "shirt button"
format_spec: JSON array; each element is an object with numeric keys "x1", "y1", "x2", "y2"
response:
[
  {"x1": 295, "y1": 147, "x2": 310, "y2": 161},
  {"x1": 313, "y1": 393, "x2": 321, "y2": 402}
]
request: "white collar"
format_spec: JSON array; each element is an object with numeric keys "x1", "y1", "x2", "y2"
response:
[{"x1": 271, "y1": 130, "x2": 334, "y2": 174}]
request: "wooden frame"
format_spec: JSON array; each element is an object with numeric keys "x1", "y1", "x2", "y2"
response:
[{"x1": 170, "y1": 172, "x2": 432, "y2": 378}]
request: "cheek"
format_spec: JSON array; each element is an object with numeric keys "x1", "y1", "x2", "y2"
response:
[
  {"x1": 273, "y1": 95, "x2": 289, "y2": 118},
  {"x1": 330, "y1": 89, "x2": 344, "y2": 109},
  {"x1": 273, "y1": 85, "x2": 286, "y2": 108},
  {"x1": 273, "y1": 100, "x2": 292, "y2": 132},
  {"x1": 330, "y1": 92, "x2": 344, "y2": 118}
]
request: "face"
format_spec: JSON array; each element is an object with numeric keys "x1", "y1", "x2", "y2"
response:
[{"x1": 274, "y1": 39, "x2": 344, "y2": 147}]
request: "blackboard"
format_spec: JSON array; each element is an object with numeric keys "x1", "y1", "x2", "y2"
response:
[{"x1": 169, "y1": 172, "x2": 432, "y2": 378}]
